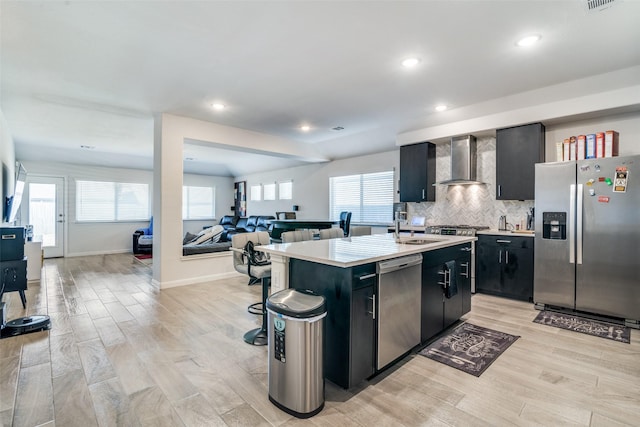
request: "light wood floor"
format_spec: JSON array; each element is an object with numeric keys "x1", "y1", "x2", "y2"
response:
[{"x1": 1, "y1": 253, "x2": 638, "y2": 426}]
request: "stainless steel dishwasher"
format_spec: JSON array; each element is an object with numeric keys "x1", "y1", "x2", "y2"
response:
[{"x1": 376, "y1": 254, "x2": 422, "y2": 370}]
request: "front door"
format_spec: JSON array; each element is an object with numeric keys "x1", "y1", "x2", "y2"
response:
[{"x1": 26, "y1": 176, "x2": 65, "y2": 258}]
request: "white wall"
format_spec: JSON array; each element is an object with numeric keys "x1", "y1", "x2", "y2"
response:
[
  {"x1": 0, "y1": 110, "x2": 17, "y2": 226},
  {"x1": 545, "y1": 110, "x2": 640, "y2": 161},
  {"x1": 19, "y1": 160, "x2": 233, "y2": 256},
  {"x1": 236, "y1": 150, "x2": 400, "y2": 219}
]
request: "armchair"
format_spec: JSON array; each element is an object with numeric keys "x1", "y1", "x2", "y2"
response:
[{"x1": 133, "y1": 217, "x2": 153, "y2": 254}]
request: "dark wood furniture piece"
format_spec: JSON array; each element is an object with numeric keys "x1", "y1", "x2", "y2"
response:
[
  {"x1": 496, "y1": 122, "x2": 545, "y2": 200},
  {"x1": 289, "y1": 242, "x2": 472, "y2": 389},
  {"x1": 0, "y1": 227, "x2": 27, "y2": 308},
  {"x1": 421, "y1": 243, "x2": 472, "y2": 342},
  {"x1": 290, "y1": 260, "x2": 376, "y2": 389},
  {"x1": 475, "y1": 234, "x2": 534, "y2": 302},
  {"x1": 268, "y1": 219, "x2": 339, "y2": 241},
  {"x1": 400, "y1": 142, "x2": 436, "y2": 202}
]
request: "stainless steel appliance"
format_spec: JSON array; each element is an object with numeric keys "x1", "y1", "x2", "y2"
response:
[
  {"x1": 534, "y1": 155, "x2": 640, "y2": 327},
  {"x1": 426, "y1": 225, "x2": 488, "y2": 293},
  {"x1": 376, "y1": 254, "x2": 422, "y2": 370},
  {"x1": 266, "y1": 289, "x2": 327, "y2": 418},
  {"x1": 437, "y1": 135, "x2": 485, "y2": 185}
]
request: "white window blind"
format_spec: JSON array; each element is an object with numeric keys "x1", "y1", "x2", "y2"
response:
[
  {"x1": 77, "y1": 181, "x2": 149, "y2": 222},
  {"x1": 329, "y1": 171, "x2": 394, "y2": 223},
  {"x1": 183, "y1": 186, "x2": 215, "y2": 220},
  {"x1": 263, "y1": 183, "x2": 276, "y2": 201},
  {"x1": 279, "y1": 181, "x2": 292, "y2": 200}
]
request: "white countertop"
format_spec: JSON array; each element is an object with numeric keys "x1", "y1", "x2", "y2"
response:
[
  {"x1": 477, "y1": 229, "x2": 535, "y2": 238},
  {"x1": 258, "y1": 233, "x2": 476, "y2": 268}
]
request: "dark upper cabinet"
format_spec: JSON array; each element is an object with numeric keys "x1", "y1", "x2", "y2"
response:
[
  {"x1": 400, "y1": 142, "x2": 436, "y2": 202},
  {"x1": 496, "y1": 122, "x2": 545, "y2": 200}
]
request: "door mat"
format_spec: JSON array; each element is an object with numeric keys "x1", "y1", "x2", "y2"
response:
[
  {"x1": 418, "y1": 323, "x2": 519, "y2": 377},
  {"x1": 134, "y1": 254, "x2": 152, "y2": 266},
  {"x1": 533, "y1": 311, "x2": 630, "y2": 343}
]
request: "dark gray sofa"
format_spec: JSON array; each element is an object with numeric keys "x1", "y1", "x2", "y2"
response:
[{"x1": 183, "y1": 241, "x2": 232, "y2": 256}]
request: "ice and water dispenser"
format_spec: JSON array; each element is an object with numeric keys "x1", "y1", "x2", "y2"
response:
[{"x1": 542, "y1": 212, "x2": 567, "y2": 240}]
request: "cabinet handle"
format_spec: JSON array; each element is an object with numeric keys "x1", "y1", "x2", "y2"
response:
[
  {"x1": 460, "y1": 247, "x2": 472, "y2": 252},
  {"x1": 437, "y1": 270, "x2": 449, "y2": 289},
  {"x1": 359, "y1": 273, "x2": 376, "y2": 281},
  {"x1": 460, "y1": 262, "x2": 469, "y2": 278},
  {"x1": 498, "y1": 184, "x2": 502, "y2": 197},
  {"x1": 499, "y1": 249, "x2": 502, "y2": 264},
  {"x1": 496, "y1": 239, "x2": 511, "y2": 243},
  {"x1": 422, "y1": 189, "x2": 425, "y2": 199},
  {"x1": 506, "y1": 250, "x2": 509, "y2": 264},
  {"x1": 367, "y1": 295, "x2": 376, "y2": 319}
]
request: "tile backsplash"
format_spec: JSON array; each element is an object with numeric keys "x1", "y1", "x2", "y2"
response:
[{"x1": 408, "y1": 136, "x2": 534, "y2": 229}]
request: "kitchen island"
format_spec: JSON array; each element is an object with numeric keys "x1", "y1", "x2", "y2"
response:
[{"x1": 259, "y1": 233, "x2": 476, "y2": 389}]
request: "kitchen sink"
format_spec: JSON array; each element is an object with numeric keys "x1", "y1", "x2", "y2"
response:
[{"x1": 399, "y1": 238, "x2": 445, "y2": 245}]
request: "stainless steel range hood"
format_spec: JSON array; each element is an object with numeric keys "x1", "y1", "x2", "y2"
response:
[{"x1": 438, "y1": 135, "x2": 485, "y2": 185}]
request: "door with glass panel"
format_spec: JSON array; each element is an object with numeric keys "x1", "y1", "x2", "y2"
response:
[{"x1": 26, "y1": 176, "x2": 65, "y2": 258}]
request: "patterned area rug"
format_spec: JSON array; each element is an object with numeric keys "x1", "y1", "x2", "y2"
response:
[
  {"x1": 419, "y1": 323, "x2": 519, "y2": 377},
  {"x1": 533, "y1": 311, "x2": 630, "y2": 343}
]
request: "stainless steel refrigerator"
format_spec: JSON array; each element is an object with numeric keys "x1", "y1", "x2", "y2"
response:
[{"x1": 534, "y1": 155, "x2": 640, "y2": 327}]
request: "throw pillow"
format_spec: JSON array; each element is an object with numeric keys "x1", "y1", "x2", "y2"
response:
[{"x1": 183, "y1": 232, "x2": 198, "y2": 245}]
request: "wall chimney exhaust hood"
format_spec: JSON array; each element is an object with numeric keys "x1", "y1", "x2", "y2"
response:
[{"x1": 437, "y1": 135, "x2": 485, "y2": 185}]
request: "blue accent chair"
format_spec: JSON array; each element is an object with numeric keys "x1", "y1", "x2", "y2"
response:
[{"x1": 133, "y1": 217, "x2": 153, "y2": 254}]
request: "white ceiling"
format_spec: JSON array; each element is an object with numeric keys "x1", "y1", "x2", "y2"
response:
[{"x1": 2, "y1": 1, "x2": 640, "y2": 176}]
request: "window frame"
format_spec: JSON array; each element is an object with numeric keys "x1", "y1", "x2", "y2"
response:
[
  {"x1": 76, "y1": 180, "x2": 149, "y2": 222},
  {"x1": 329, "y1": 170, "x2": 395, "y2": 224},
  {"x1": 182, "y1": 185, "x2": 216, "y2": 220}
]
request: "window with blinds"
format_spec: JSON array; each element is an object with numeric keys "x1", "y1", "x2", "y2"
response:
[
  {"x1": 183, "y1": 186, "x2": 215, "y2": 220},
  {"x1": 279, "y1": 181, "x2": 292, "y2": 200},
  {"x1": 329, "y1": 171, "x2": 394, "y2": 223},
  {"x1": 76, "y1": 181, "x2": 149, "y2": 222},
  {"x1": 263, "y1": 183, "x2": 276, "y2": 201}
]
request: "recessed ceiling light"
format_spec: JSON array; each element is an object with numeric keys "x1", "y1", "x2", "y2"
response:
[
  {"x1": 401, "y1": 57, "x2": 421, "y2": 68},
  {"x1": 211, "y1": 103, "x2": 225, "y2": 111},
  {"x1": 435, "y1": 105, "x2": 448, "y2": 112},
  {"x1": 300, "y1": 125, "x2": 311, "y2": 132},
  {"x1": 516, "y1": 35, "x2": 541, "y2": 47}
]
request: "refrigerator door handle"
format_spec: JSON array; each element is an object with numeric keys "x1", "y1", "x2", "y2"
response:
[
  {"x1": 577, "y1": 184, "x2": 583, "y2": 265},
  {"x1": 569, "y1": 184, "x2": 576, "y2": 264}
]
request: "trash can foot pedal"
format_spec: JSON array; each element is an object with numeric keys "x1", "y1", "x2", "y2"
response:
[{"x1": 244, "y1": 327, "x2": 267, "y2": 346}]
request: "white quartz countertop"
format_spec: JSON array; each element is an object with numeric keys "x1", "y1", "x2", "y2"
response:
[
  {"x1": 258, "y1": 233, "x2": 476, "y2": 268},
  {"x1": 477, "y1": 229, "x2": 535, "y2": 238}
]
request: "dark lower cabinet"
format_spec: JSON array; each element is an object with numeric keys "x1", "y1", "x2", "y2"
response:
[
  {"x1": 289, "y1": 243, "x2": 474, "y2": 389},
  {"x1": 289, "y1": 259, "x2": 375, "y2": 389},
  {"x1": 421, "y1": 243, "x2": 472, "y2": 342},
  {"x1": 476, "y1": 235, "x2": 534, "y2": 301}
]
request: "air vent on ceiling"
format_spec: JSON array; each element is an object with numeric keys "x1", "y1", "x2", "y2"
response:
[
  {"x1": 585, "y1": 0, "x2": 618, "y2": 12},
  {"x1": 332, "y1": 126, "x2": 344, "y2": 131}
]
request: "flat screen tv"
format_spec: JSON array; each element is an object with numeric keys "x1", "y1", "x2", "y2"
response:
[{"x1": 4, "y1": 163, "x2": 27, "y2": 224}]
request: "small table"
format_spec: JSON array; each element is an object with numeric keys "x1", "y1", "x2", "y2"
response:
[{"x1": 268, "y1": 219, "x2": 339, "y2": 240}]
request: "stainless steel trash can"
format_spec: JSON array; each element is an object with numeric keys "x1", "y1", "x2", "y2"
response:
[{"x1": 266, "y1": 288, "x2": 326, "y2": 418}]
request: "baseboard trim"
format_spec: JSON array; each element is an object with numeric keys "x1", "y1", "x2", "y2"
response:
[
  {"x1": 65, "y1": 249, "x2": 131, "y2": 257},
  {"x1": 156, "y1": 271, "x2": 241, "y2": 289}
]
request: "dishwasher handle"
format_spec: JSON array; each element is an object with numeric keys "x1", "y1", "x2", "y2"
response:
[{"x1": 377, "y1": 254, "x2": 423, "y2": 274}]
